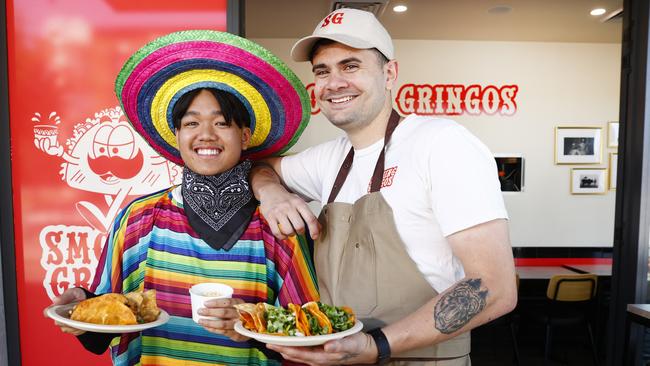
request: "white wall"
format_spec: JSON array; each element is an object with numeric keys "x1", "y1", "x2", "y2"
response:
[{"x1": 254, "y1": 38, "x2": 621, "y2": 247}]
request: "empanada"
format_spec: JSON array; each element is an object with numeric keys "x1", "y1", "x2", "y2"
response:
[
  {"x1": 70, "y1": 293, "x2": 137, "y2": 325},
  {"x1": 70, "y1": 290, "x2": 160, "y2": 325}
]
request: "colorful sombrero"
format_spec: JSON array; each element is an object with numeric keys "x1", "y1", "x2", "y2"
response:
[{"x1": 115, "y1": 30, "x2": 310, "y2": 166}]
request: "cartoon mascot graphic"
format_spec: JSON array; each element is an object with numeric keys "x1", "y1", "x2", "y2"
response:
[{"x1": 34, "y1": 106, "x2": 182, "y2": 299}]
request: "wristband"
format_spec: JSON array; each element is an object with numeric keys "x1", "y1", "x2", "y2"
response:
[{"x1": 368, "y1": 328, "x2": 391, "y2": 365}]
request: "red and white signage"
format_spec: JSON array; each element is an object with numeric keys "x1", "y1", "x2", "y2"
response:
[
  {"x1": 6, "y1": 1, "x2": 227, "y2": 365},
  {"x1": 306, "y1": 83, "x2": 519, "y2": 116},
  {"x1": 35, "y1": 107, "x2": 182, "y2": 300},
  {"x1": 396, "y1": 84, "x2": 519, "y2": 116}
]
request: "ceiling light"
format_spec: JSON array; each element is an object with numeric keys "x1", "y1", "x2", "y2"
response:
[
  {"x1": 393, "y1": 5, "x2": 407, "y2": 13},
  {"x1": 590, "y1": 8, "x2": 606, "y2": 16}
]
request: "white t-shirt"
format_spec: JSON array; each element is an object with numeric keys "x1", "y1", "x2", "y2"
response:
[{"x1": 281, "y1": 114, "x2": 508, "y2": 292}]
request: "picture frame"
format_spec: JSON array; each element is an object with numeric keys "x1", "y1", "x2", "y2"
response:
[
  {"x1": 555, "y1": 126, "x2": 603, "y2": 164},
  {"x1": 609, "y1": 153, "x2": 618, "y2": 190},
  {"x1": 608, "y1": 121, "x2": 619, "y2": 148},
  {"x1": 494, "y1": 153, "x2": 524, "y2": 192},
  {"x1": 570, "y1": 168, "x2": 608, "y2": 195}
]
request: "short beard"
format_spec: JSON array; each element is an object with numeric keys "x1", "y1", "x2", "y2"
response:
[{"x1": 322, "y1": 97, "x2": 387, "y2": 132}]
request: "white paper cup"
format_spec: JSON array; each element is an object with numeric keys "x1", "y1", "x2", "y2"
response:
[{"x1": 189, "y1": 283, "x2": 234, "y2": 323}]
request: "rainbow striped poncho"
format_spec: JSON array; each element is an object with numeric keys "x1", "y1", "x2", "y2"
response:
[{"x1": 90, "y1": 186, "x2": 319, "y2": 366}]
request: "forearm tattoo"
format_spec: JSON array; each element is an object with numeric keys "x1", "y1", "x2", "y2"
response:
[{"x1": 434, "y1": 278, "x2": 488, "y2": 334}]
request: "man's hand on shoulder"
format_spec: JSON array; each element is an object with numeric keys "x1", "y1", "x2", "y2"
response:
[
  {"x1": 260, "y1": 183, "x2": 320, "y2": 240},
  {"x1": 250, "y1": 159, "x2": 321, "y2": 240}
]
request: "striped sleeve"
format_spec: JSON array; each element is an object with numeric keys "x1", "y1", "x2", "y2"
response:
[
  {"x1": 90, "y1": 191, "x2": 160, "y2": 294},
  {"x1": 261, "y1": 220, "x2": 320, "y2": 306},
  {"x1": 87, "y1": 190, "x2": 167, "y2": 364},
  {"x1": 90, "y1": 205, "x2": 129, "y2": 294}
]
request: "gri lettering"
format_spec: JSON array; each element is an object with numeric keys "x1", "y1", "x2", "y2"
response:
[{"x1": 395, "y1": 83, "x2": 519, "y2": 116}]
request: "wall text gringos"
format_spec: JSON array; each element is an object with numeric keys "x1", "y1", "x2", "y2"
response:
[
  {"x1": 395, "y1": 84, "x2": 519, "y2": 116},
  {"x1": 39, "y1": 225, "x2": 106, "y2": 299}
]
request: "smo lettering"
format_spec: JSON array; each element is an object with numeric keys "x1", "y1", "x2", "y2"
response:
[
  {"x1": 395, "y1": 84, "x2": 519, "y2": 116},
  {"x1": 321, "y1": 12, "x2": 344, "y2": 27},
  {"x1": 39, "y1": 225, "x2": 107, "y2": 299}
]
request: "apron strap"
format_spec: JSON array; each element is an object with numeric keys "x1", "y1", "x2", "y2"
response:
[{"x1": 327, "y1": 109, "x2": 402, "y2": 204}]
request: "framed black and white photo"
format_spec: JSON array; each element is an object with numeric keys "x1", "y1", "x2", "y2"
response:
[
  {"x1": 555, "y1": 126, "x2": 602, "y2": 164},
  {"x1": 609, "y1": 153, "x2": 618, "y2": 190},
  {"x1": 608, "y1": 121, "x2": 619, "y2": 148},
  {"x1": 571, "y1": 168, "x2": 608, "y2": 194},
  {"x1": 494, "y1": 153, "x2": 524, "y2": 192}
]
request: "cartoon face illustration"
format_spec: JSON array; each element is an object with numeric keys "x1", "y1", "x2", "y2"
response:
[
  {"x1": 88, "y1": 124, "x2": 144, "y2": 185},
  {"x1": 39, "y1": 107, "x2": 181, "y2": 195},
  {"x1": 34, "y1": 106, "x2": 182, "y2": 232}
]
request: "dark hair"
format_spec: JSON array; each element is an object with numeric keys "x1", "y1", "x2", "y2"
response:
[
  {"x1": 172, "y1": 88, "x2": 251, "y2": 130},
  {"x1": 308, "y1": 38, "x2": 389, "y2": 66}
]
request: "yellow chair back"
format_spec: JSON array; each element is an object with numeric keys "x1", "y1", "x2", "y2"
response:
[{"x1": 546, "y1": 273, "x2": 597, "y2": 302}]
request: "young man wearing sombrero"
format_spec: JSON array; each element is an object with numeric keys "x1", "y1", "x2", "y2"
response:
[
  {"x1": 251, "y1": 8, "x2": 517, "y2": 365},
  {"x1": 49, "y1": 30, "x2": 319, "y2": 365}
]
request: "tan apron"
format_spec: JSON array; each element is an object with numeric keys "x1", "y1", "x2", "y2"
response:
[{"x1": 315, "y1": 110, "x2": 470, "y2": 365}]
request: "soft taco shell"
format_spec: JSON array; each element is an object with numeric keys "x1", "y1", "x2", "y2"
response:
[
  {"x1": 341, "y1": 306, "x2": 356, "y2": 324},
  {"x1": 234, "y1": 303, "x2": 258, "y2": 331},
  {"x1": 254, "y1": 302, "x2": 273, "y2": 333},
  {"x1": 302, "y1": 301, "x2": 332, "y2": 334},
  {"x1": 288, "y1": 303, "x2": 311, "y2": 336}
]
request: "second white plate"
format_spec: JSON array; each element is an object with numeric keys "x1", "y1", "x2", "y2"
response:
[{"x1": 234, "y1": 319, "x2": 363, "y2": 346}]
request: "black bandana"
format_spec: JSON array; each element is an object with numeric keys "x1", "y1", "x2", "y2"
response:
[{"x1": 181, "y1": 160, "x2": 257, "y2": 251}]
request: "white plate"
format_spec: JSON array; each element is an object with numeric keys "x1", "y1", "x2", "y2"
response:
[
  {"x1": 45, "y1": 303, "x2": 170, "y2": 333},
  {"x1": 234, "y1": 320, "x2": 363, "y2": 346}
]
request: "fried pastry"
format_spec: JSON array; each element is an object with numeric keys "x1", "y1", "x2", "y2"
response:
[
  {"x1": 70, "y1": 293, "x2": 137, "y2": 325},
  {"x1": 138, "y1": 289, "x2": 161, "y2": 323},
  {"x1": 70, "y1": 290, "x2": 160, "y2": 325}
]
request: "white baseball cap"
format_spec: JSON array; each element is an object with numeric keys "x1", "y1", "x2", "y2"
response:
[{"x1": 291, "y1": 8, "x2": 394, "y2": 62}]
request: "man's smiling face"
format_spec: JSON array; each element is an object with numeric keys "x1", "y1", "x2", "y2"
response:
[{"x1": 311, "y1": 43, "x2": 391, "y2": 132}]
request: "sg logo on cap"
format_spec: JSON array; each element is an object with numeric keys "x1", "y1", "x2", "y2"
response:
[{"x1": 321, "y1": 12, "x2": 344, "y2": 27}]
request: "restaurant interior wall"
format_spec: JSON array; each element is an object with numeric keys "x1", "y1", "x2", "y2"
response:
[{"x1": 253, "y1": 38, "x2": 621, "y2": 248}]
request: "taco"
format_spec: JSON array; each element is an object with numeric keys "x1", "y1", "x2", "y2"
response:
[
  {"x1": 288, "y1": 303, "x2": 311, "y2": 336},
  {"x1": 254, "y1": 303, "x2": 270, "y2": 333},
  {"x1": 265, "y1": 303, "x2": 302, "y2": 336},
  {"x1": 302, "y1": 301, "x2": 333, "y2": 335},
  {"x1": 233, "y1": 303, "x2": 258, "y2": 331},
  {"x1": 236, "y1": 303, "x2": 297, "y2": 335},
  {"x1": 316, "y1": 302, "x2": 355, "y2": 332}
]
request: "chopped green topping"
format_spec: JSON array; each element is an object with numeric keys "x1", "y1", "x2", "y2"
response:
[
  {"x1": 266, "y1": 307, "x2": 298, "y2": 336},
  {"x1": 317, "y1": 302, "x2": 354, "y2": 332},
  {"x1": 305, "y1": 311, "x2": 329, "y2": 335}
]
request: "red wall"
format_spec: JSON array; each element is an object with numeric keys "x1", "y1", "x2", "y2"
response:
[{"x1": 5, "y1": 1, "x2": 227, "y2": 364}]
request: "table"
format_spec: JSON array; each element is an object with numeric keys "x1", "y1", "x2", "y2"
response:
[
  {"x1": 563, "y1": 264, "x2": 612, "y2": 276},
  {"x1": 627, "y1": 304, "x2": 650, "y2": 325},
  {"x1": 625, "y1": 304, "x2": 650, "y2": 364},
  {"x1": 516, "y1": 265, "x2": 579, "y2": 279}
]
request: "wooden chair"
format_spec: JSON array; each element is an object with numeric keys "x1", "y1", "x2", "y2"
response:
[{"x1": 543, "y1": 273, "x2": 599, "y2": 366}]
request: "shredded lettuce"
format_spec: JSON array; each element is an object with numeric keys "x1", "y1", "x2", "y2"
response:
[
  {"x1": 266, "y1": 307, "x2": 299, "y2": 335},
  {"x1": 317, "y1": 302, "x2": 354, "y2": 332},
  {"x1": 305, "y1": 311, "x2": 329, "y2": 335}
]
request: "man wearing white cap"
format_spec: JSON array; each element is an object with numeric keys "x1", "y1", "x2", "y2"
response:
[{"x1": 251, "y1": 8, "x2": 517, "y2": 365}]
